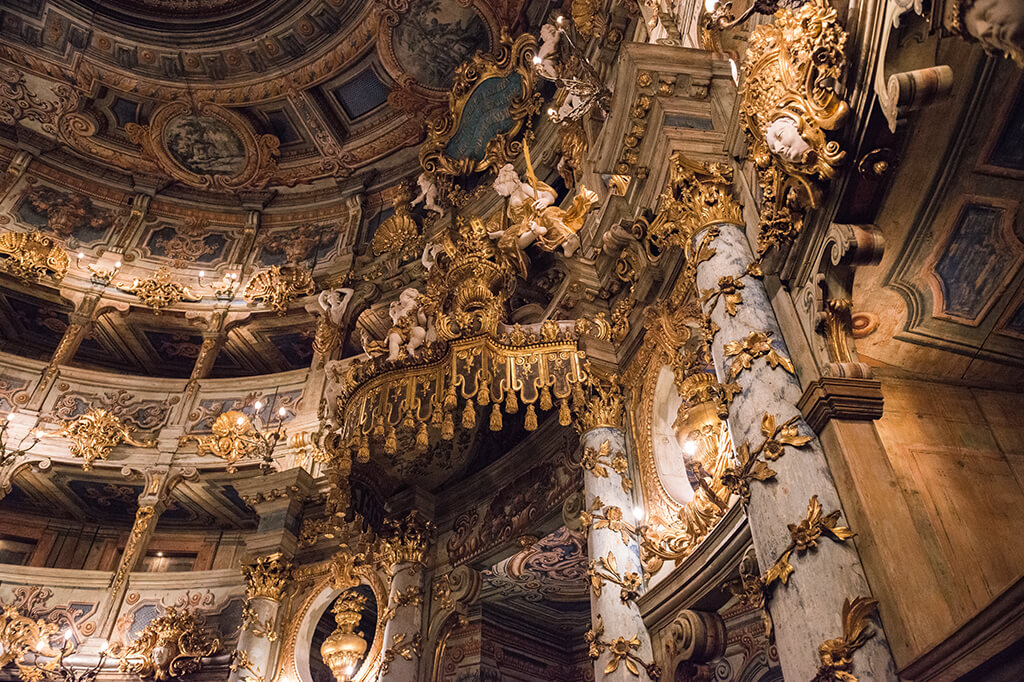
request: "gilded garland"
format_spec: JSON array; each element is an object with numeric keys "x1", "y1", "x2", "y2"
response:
[
  {"x1": 116, "y1": 267, "x2": 202, "y2": 313},
  {"x1": 45, "y1": 408, "x2": 156, "y2": 470},
  {"x1": 739, "y1": 0, "x2": 849, "y2": 256}
]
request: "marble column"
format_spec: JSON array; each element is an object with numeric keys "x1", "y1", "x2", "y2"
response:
[
  {"x1": 377, "y1": 512, "x2": 431, "y2": 680},
  {"x1": 677, "y1": 160, "x2": 898, "y2": 680},
  {"x1": 577, "y1": 378, "x2": 658, "y2": 682},
  {"x1": 233, "y1": 554, "x2": 293, "y2": 682}
]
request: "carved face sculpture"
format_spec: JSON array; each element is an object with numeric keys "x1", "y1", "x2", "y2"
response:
[
  {"x1": 765, "y1": 117, "x2": 812, "y2": 164},
  {"x1": 963, "y1": 0, "x2": 1024, "y2": 65}
]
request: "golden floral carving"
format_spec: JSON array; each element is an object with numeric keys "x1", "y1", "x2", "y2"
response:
[
  {"x1": 116, "y1": 267, "x2": 202, "y2": 313},
  {"x1": 572, "y1": 366, "x2": 624, "y2": 432},
  {"x1": 243, "y1": 265, "x2": 315, "y2": 315},
  {"x1": 0, "y1": 602, "x2": 60, "y2": 678},
  {"x1": 587, "y1": 551, "x2": 642, "y2": 603},
  {"x1": 721, "y1": 412, "x2": 811, "y2": 504},
  {"x1": 0, "y1": 231, "x2": 69, "y2": 282},
  {"x1": 182, "y1": 411, "x2": 279, "y2": 473},
  {"x1": 372, "y1": 184, "x2": 423, "y2": 261},
  {"x1": 380, "y1": 632, "x2": 422, "y2": 676},
  {"x1": 581, "y1": 440, "x2": 632, "y2": 493},
  {"x1": 47, "y1": 408, "x2": 155, "y2": 470},
  {"x1": 723, "y1": 331, "x2": 794, "y2": 382},
  {"x1": 240, "y1": 606, "x2": 278, "y2": 642},
  {"x1": 113, "y1": 607, "x2": 220, "y2": 680},
  {"x1": 812, "y1": 597, "x2": 879, "y2": 682},
  {"x1": 739, "y1": 0, "x2": 849, "y2": 256},
  {"x1": 230, "y1": 649, "x2": 264, "y2": 682},
  {"x1": 764, "y1": 495, "x2": 855, "y2": 587},
  {"x1": 652, "y1": 155, "x2": 742, "y2": 247},
  {"x1": 580, "y1": 497, "x2": 635, "y2": 546},
  {"x1": 376, "y1": 512, "x2": 434, "y2": 569},
  {"x1": 585, "y1": 615, "x2": 660, "y2": 680}
]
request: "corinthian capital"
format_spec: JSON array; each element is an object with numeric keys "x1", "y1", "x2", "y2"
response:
[
  {"x1": 242, "y1": 553, "x2": 293, "y2": 601},
  {"x1": 572, "y1": 365, "x2": 625, "y2": 433},
  {"x1": 652, "y1": 155, "x2": 743, "y2": 247}
]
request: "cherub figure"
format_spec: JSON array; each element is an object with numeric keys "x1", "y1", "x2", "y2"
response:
[
  {"x1": 765, "y1": 117, "x2": 812, "y2": 164},
  {"x1": 535, "y1": 23, "x2": 561, "y2": 79},
  {"x1": 411, "y1": 172, "x2": 443, "y2": 214},
  {"x1": 489, "y1": 160, "x2": 598, "y2": 276},
  {"x1": 385, "y1": 287, "x2": 430, "y2": 362}
]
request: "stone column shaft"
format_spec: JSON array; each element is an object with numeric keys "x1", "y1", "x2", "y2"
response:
[
  {"x1": 583, "y1": 425, "x2": 657, "y2": 681},
  {"x1": 234, "y1": 555, "x2": 293, "y2": 682},
  {"x1": 379, "y1": 562, "x2": 426, "y2": 679},
  {"x1": 693, "y1": 220, "x2": 897, "y2": 680}
]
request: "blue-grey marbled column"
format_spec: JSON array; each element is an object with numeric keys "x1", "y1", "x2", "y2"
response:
[
  {"x1": 231, "y1": 596, "x2": 281, "y2": 682},
  {"x1": 379, "y1": 560, "x2": 426, "y2": 679},
  {"x1": 583, "y1": 426, "x2": 657, "y2": 681},
  {"x1": 693, "y1": 222, "x2": 897, "y2": 681}
]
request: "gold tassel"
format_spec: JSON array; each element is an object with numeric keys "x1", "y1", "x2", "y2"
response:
[
  {"x1": 525, "y1": 403, "x2": 538, "y2": 431},
  {"x1": 540, "y1": 386, "x2": 552, "y2": 411},
  {"x1": 489, "y1": 403, "x2": 502, "y2": 431},
  {"x1": 559, "y1": 398, "x2": 571, "y2": 426},
  {"x1": 357, "y1": 436, "x2": 370, "y2": 463},
  {"x1": 384, "y1": 427, "x2": 397, "y2": 455},
  {"x1": 478, "y1": 381, "x2": 490, "y2": 406},
  {"x1": 372, "y1": 419, "x2": 385, "y2": 437},
  {"x1": 444, "y1": 386, "x2": 457, "y2": 410},
  {"x1": 415, "y1": 422, "x2": 429, "y2": 452},
  {"x1": 401, "y1": 410, "x2": 415, "y2": 431},
  {"x1": 462, "y1": 401, "x2": 476, "y2": 429},
  {"x1": 505, "y1": 389, "x2": 519, "y2": 414},
  {"x1": 441, "y1": 412, "x2": 454, "y2": 440}
]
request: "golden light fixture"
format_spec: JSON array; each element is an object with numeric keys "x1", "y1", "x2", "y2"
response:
[{"x1": 319, "y1": 592, "x2": 368, "y2": 682}]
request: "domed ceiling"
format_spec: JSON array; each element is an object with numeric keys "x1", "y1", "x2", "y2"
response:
[{"x1": 0, "y1": 0, "x2": 542, "y2": 377}]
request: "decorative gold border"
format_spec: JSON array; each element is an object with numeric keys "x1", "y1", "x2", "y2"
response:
[
  {"x1": 418, "y1": 30, "x2": 540, "y2": 177},
  {"x1": 126, "y1": 102, "x2": 279, "y2": 191},
  {"x1": 275, "y1": 562, "x2": 387, "y2": 682}
]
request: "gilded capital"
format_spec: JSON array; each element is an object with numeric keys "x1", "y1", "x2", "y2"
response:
[
  {"x1": 651, "y1": 155, "x2": 743, "y2": 247},
  {"x1": 242, "y1": 553, "x2": 293, "y2": 601},
  {"x1": 376, "y1": 511, "x2": 434, "y2": 568},
  {"x1": 572, "y1": 366, "x2": 625, "y2": 433}
]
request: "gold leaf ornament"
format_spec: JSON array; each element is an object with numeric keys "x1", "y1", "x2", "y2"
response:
[{"x1": 723, "y1": 331, "x2": 794, "y2": 382}]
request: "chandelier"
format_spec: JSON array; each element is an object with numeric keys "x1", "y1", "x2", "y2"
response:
[
  {"x1": 0, "y1": 414, "x2": 41, "y2": 467},
  {"x1": 332, "y1": 215, "x2": 590, "y2": 464},
  {"x1": 532, "y1": 14, "x2": 611, "y2": 123},
  {"x1": 181, "y1": 401, "x2": 287, "y2": 472}
]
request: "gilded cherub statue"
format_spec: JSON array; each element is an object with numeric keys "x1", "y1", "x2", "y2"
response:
[{"x1": 488, "y1": 145, "x2": 598, "y2": 277}]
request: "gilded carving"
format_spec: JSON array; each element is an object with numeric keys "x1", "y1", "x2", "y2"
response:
[
  {"x1": 242, "y1": 554, "x2": 293, "y2": 601},
  {"x1": 587, "y1": 551, "x2": 642, "y2": 603},
  {"x1": 764, "y1": 496, "x2": 855, "y2": 587},
  {"x1": 812, "y1": 597, "x2": 879, "y2": 682},
  {"x1": 113, "y1": 607, "x2": 220, "y2": 680},
  {"x1": 739, "y1": 0, "x2": 850, "y2": 256},
  {"x1": 181, "y1": 411, "x2": 282, "y2": 473},
  {"x1": 243, "y1": 265, "x2": 315, "y2": 315},
  {"x1": 722, "y1": 331, "x2": 795, "y2": 382},
  {"x1": 419, "y1": 30, "x2": 541, "y2": 178},
  {"x1": 115, "y1": 267, "x2": 203, "y2": 313},
  {"x1": 652, "y1": 155, "x2": 742, "y2": 246},
  {"x1": 572, "y1": 366, "x2": 625, "y2": 432},
  {"x1": 581, "y1": 440, "x2": 632, "y2": 493},
  {"x1": 585, "y1": 615, "x2": 661, "y2": 680},
  {"x1": 0, "y1": 231, "x2": 69, "y2": 282},
  {"x1": 46, "y1": 408, "x2": 156, "y2": 470},
  {"x1": 372, "y1": 184, "x2": 423, "y2": 262}
]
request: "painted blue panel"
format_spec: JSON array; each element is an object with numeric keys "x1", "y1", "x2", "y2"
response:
[
  {"x1": 444, "y1": 73, "x2": 523, "y2": 162},
  {"x1": 332, "y1": 69, "x2": 390, "y2": 119},
  {"x1": 934, "y1": 203, "x2": 1017, "y2": 320}
]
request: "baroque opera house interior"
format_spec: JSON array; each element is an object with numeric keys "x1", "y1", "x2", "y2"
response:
[{"x1": 0, "y1": 0, "x2": 1023, "y2": 680}]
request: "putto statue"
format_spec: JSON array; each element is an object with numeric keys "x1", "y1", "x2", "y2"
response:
[
  {"x1": 535, "y1": 23, "x2": 561, "y2": 79},
  {"x1": 954, "y1": 0, "x2": 1024, "y2": 66},
  {"x1": 411, "y1": 171, "x2": 443, "y2": 214},
  {"x1": 489, "y1": 155, "x2": 598, "y2": 277},
  {"x1": 313, "y1": 287, "x2": 354, "y2": 360},
  {"x1": 363, "y1": 287, "x2": 434, "y2": 362}
]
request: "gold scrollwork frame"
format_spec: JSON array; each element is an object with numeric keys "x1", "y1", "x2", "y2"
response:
[
  {"x1": 419, "y1": 30, "x2": 541, "y2": 177},
  {"x1": 276, "y1": 562, "x2": 387, "y2": 682},
  {"x1": 628, "y1": 346, "x2": 732, "y2": 568},
  {"x1": 126, "y1": 101, "x2": 279, "y2": 191}
]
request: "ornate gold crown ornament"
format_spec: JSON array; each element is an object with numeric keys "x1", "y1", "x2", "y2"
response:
[
  {"x1": 243, "y1": 265, "x2": 315, "y2": 315},
  {"x1": 0, "y1": 231, "x2": 70, "y2": 283},
  {"x1": 41, "y1": 408, "x2": 156, "y2": 470}
]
